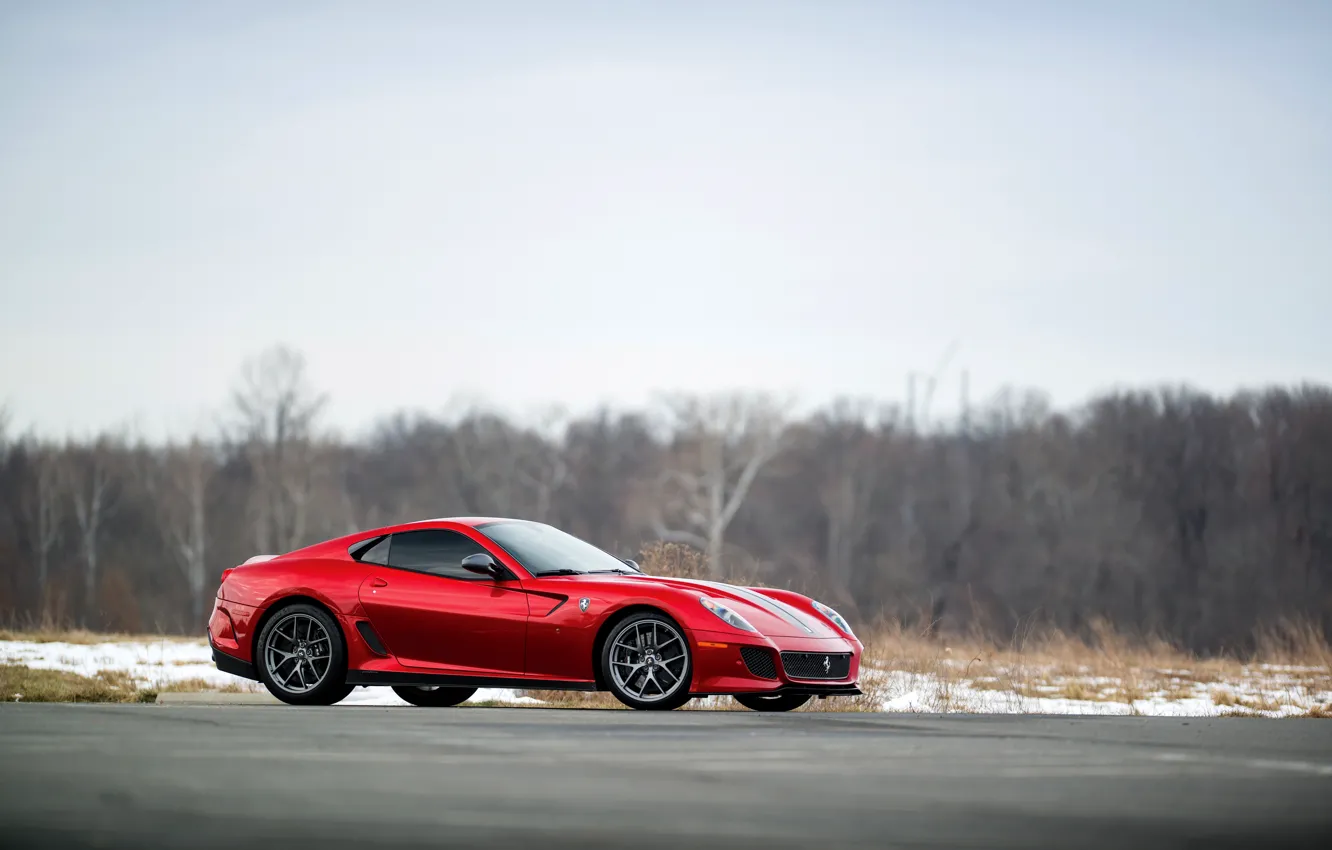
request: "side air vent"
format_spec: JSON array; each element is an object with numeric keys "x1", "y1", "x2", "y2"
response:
[
  {"x1": 739, "y1": 646, "x2": 778, "y2": 679},
  {"x1": 356, "y1": 621, "x2": 389, "y2": 656}
]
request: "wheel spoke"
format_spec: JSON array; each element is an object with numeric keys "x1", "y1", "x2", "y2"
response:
[
  {"x1": 609, "y1": 619, "x2": 688, "y2": 703},
  {"x1": 265, "y1": 612, "x2": 336, "y2": 693},
  {"x1": 274, "y1": 658, "x2": 298, "y2": 686}
]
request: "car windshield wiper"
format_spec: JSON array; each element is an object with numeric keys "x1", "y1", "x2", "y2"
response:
[
  {"x1": 589, "y1": 568, "x2": 635, "y2": 575},
  {"x1": 534, "y1": 568, "x2": 585, "y2": 576}
]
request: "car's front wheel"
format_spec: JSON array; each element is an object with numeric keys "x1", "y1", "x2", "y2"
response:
[
  {"x1": 601, "y1": 612, "x2": 693, "y2": 710},
  {"x1": 734, "y1": 692, "x2": 811, "y2": 712},
  {"x1": 256, "y1": 603, "x2": 352, "y2": 706},
  {"x1": 392, "y1": 686, "x2": 477, "y2": 707}
]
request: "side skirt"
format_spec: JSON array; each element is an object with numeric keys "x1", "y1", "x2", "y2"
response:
[
  {"x1": 346, "y1": 670, "x2": 598, "y2": 691},
  {"x1": 212, "y1": 648, "x2": 258, "y2": 682}
]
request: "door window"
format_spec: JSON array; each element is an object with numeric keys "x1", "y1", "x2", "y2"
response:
[{"x1": 387, "y1": 529, "x2": 491, "y2": 580}]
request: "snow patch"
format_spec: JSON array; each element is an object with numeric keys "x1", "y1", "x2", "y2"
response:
[
  {"x1": 0, "y1": 639, "x2": 542, "y2": 706},
  {"x1": 4, "y1": 639, "x2": 1326, "y2": 715}
]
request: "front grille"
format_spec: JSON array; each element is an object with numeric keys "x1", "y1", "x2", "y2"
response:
[
  {"x1": 781, "y1": 651, "x2": 851, "y2": 680},
  {"x1": 739, "y1": 646, "x2": 778, "y2": 679}
]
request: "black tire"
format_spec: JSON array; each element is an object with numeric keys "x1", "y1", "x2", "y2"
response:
[
  {"x1": 600, "y1": 611, "x2": 694, "y2": 711},
  {"x1": 392, "y1": 685, "x2": 477, "y2": 707},
  {"x1": 255, "y1": 602, "x2": 351, "y2": 706},
  {"x1": 734, "y1": 692, "x2": 811, "y2": 712}
]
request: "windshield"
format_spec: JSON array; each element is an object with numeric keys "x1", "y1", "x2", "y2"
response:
[{"x1": 477, "y1": 521, "x2": 637, "y2": 576}]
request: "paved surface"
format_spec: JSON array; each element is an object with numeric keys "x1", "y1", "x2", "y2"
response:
[{"x1": 1, "y1": 704, "x2": 1331, "y2": 849}]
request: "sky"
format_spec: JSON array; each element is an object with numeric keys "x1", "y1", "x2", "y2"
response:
[{"x1": 1, "y1": 1, "x2": 1329, "y2": 438}]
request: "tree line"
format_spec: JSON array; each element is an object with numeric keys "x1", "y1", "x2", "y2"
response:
[{"x1": 1, "y1": 346, "x2": 1328, "y2": 653}]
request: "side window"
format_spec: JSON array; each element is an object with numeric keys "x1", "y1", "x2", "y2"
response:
[
  {"x1": 353, "y1": 535, "x2": 390, "y2": 566},
  {"x1": 387, "y1": 529, "x2": 489, "y2": 580}
]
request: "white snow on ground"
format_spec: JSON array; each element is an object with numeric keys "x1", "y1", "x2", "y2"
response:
[
  {"x1": 4, "y1": 639, "x2": 1327, "y2": 714},
  {"x1": 869, "y1": 666, "x2": 1332, "y2": 717},
  {"x1": 2, "y1": 639, "x2": 247, "y2": 690},
  {"x1": 0, "y1": 639, "x2": 540, "y2": 706}
]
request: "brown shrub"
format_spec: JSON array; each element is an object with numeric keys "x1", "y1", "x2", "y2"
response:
[{"x1": 637, "y1": 542, "x2": 707, "y2": 579}]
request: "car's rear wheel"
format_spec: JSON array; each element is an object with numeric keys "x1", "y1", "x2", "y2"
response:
[
  {"x1": 734, "y1": 692, "x2": 811, "y2": 712},
  {"x1": 392, "y1": 685, "x2": 477, "y2": 707},
  {"x1": 601, "y1": 612, "x2": 693, "y2": 711},
  {"x1": 256, "y1": 603, "x2": 352, "y2": 706}
]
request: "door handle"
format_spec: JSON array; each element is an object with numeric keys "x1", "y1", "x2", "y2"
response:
[{"x1": 370, "y1": 577, "x2": 388, "y2": 588}]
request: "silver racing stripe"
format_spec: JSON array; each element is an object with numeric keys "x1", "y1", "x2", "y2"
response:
[{"x1": 695, "y1": 580, "x2": 816, "y2": 634}]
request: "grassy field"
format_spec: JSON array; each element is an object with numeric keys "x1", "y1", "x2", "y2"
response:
[
  {"x1": 0, "y1": 664, "x2": 246, "y2": 704},
  {"x1": 3, "y1": 621, "x2": 1329, "y2": 715}
]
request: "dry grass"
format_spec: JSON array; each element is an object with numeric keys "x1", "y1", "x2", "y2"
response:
[
  {"x1": 1211, "y1": 688, "x2": 1241, "y2": 707},
  {"x1": 5, "y1": 613, "x2": 1328, "y2": 715},
  {"x1": 854, "y1": 618, "x2": 1332, "y2": 716},
  {"x1": 0, "y1": 628, "x2": 197, "y2": 645},
  {"x1": 1, "y1": 662, "x2": 249, "y2": 703},
  {"x1": 636, "y1": 542, "x2": 708, "y2": 579},
  {"x1": 520, "y1": 689, "x2": 626, "y2": 709},
  {"x1": 1, "y1": 664, "x2": 153, "y2": 703}
]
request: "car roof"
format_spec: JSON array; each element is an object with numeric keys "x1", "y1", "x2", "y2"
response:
[{"x1": 422, "y1": 516, "x2": 515, "y2": 528}]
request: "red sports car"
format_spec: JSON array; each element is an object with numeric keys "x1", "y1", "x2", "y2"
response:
[{"x1": 209, "y1": 518, "x2": 863, "y2": 711}]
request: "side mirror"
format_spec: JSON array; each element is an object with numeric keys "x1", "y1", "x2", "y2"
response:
[
  {"x1": 461, "y1": 552, "x2": 503, "y2": 579},
  {"x1": 621, "y1": 558, "x2": 641, "y2": 572}
]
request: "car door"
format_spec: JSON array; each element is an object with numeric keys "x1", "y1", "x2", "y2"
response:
[{"x1": 357, "y1": 528, "x2": 529, "y2": 676}]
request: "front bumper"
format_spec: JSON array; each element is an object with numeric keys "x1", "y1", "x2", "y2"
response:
[{"x1": 686, "y1": 628, "x2": 862, "y2": 696}]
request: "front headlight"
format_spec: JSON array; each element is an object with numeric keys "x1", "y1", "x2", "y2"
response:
[
  {"x1": 811, "y1": 600, "x2": 854, "y2": 636},
  {"x1": 699, "y1": 596, "x2": 756, "y2": 632}
]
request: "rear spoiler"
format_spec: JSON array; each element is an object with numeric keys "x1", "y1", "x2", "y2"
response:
[{"x1": 219, "y1": 555, "x2": 278, "y2": 589}]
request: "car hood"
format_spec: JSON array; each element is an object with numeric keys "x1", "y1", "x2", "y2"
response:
[{"x1": 562, "y1": 574, "x2": 840, "y2": 638}]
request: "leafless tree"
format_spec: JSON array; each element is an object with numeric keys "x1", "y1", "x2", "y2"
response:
[
  {"x1": 231, "y1": 346, "x2": 327, "y2": 554},
  {"x1": 517, "y1": 408, "x2": 571, "y2": 523},
  {"x1": 1, "y1": 367, "x2": 1331, "y2": 652},
  {"x1": 21, "y1": 443, "x2": 63, "y2": 602},
  {"x1": 60, "y1": 438, "x2": 119, "y2": 620},
  {"x1": 812, "y1": 400, "x2": 887, "y2": 608},
  {"x1": 652, "y1": 394, "x2": 787, "y2": 576},
  {"x1": 138, "y1": 439, "x2": 219, "y2": 626}
]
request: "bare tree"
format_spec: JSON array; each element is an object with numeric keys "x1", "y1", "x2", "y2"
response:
[
  {"x1": 21, "y1": 443, "x2": 63, "y2": 602},
  {"x1": 517, "y1": 408, "x2": 571, "y2": 523},
  {"x1": 812, "y1": 400, "x2": 888, "y2": 608},
  {"x1": 60, "y1": 439, "x2": 119, "y2": 620},
  {"x1": 652, "y1": 394, "x2": 787, "y2": 576},
  {"x1": 139, "y1": 440, "x2": 219, "y2": 626},
  {"x1": 231, "y1": 346, "x2": 327, "y2": 553}
]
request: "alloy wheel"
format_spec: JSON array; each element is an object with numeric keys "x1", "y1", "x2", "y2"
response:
[
  {"x1": 608, "y1": 618, "x2": 688, "y2": 703},
  {"x1": 263, "y1": 611, "x2": 333, "y2": 694}
]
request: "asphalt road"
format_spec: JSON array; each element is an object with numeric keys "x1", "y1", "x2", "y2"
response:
[{"x1": 1, "y1": 704, "x2": 1330, "y2": 850}]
